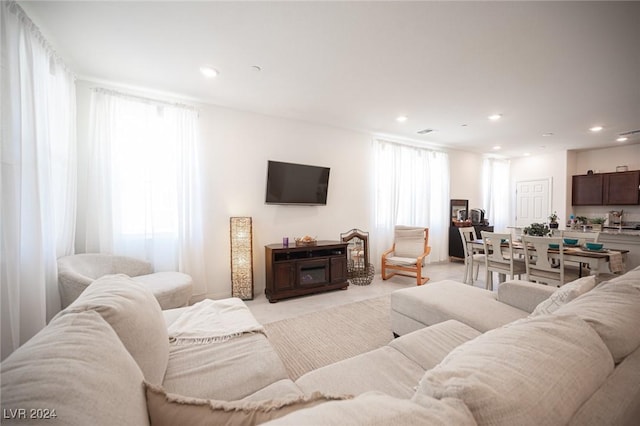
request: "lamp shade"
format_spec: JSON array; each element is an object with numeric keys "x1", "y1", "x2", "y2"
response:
[{"x1": 230, "y1": 217, "x2": 253, "y2": 300}]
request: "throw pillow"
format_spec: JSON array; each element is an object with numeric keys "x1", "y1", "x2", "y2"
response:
[
  {"x1": 530, "y1": 275, "x2": 596, "y2": 316},
  {"x1": 57, "y1": 274, "x2": 169, "y2": 384},
  {"x1": 416, "y1": 314, "x2": 613, "y2": 426},
  {"x1": 554, "y1": 280, "x2": 640, "y2": 363},
  {"x1": 144, "y1": 382, "x2": 352, "y2": 426}
]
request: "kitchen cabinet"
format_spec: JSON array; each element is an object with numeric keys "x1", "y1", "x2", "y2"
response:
[
  {"x1": 572, "y1": 174, "x2": 603, "y2": 206},
  {"x1": 604, "y1": 171, "x2": 640, "y2": 205}
]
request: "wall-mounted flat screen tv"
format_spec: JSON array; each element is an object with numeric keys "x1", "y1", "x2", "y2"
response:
[{"x1": 265, "y1": 160, "x2": 330, "y2": 205}]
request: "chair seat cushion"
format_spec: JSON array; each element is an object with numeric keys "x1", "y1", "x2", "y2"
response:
[
  {"x1": 134, "y1": 272, "x2": 193, "y2": 309},
  {"x1": 385, "y1": 256, "x2": 418, "y2": 266}
]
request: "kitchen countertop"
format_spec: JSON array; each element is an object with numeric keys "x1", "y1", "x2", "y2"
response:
[{"x1": 600, "y1": 229, "x2": 640, "y2": 237}]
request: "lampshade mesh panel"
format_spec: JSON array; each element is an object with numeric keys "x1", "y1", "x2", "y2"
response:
[{"x1": 230, "y1": 217, "x2": 253, "y2": 299}]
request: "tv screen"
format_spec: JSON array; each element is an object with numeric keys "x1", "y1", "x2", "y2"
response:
[{"x1": 265, "y1": 161, "x2": 330, "y2": 205}]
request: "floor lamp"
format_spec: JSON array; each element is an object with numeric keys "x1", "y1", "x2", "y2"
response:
[{"x1": 230, "y1": 217, "x2": 254, "y2": 300}]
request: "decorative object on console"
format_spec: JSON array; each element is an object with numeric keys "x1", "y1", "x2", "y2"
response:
[
  {"x1": 340, "y1": 228, "x2": 375, "y2": 286},
  {"x1": 295, "y1": 235, "x2": 317, "y2": 246},
  {"x1": 230, "y1": 217, "x2": 254, "y2": 300}
]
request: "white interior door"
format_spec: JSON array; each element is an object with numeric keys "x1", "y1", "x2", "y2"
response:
[{"x1": 516, "y1": 178, "x2": 551, "y2": 227}]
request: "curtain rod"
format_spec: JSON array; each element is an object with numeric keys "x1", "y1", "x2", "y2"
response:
[
  {"x1": 91, "y1": 87, "x2": 198, "y2": 112},
  {"x1": 7, "y1": 1, "x2": 76, "y2": 78}
]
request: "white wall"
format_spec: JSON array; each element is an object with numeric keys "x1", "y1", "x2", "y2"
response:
[
  {"x1": 198, "y1": 103, "x2": 373, "y2": 299},
  {"x1": 448, "y1": 150, "x2": 484, "y2": 210}
]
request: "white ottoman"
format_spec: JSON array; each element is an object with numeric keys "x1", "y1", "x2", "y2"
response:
[{"x1": 133, "y1": 272, "x2": 193, "y2": 309}]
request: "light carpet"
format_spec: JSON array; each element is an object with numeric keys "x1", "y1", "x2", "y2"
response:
[{"x1": 264, "y1": 296, "x2": 393, "y2": 380}]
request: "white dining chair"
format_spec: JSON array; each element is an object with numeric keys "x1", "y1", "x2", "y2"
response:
[
  {"x1": 458, "y1": 227, "x2": 485, "y2": 285},
  {"x1": 481, "y1": 231, "x2": 526, "y2": 291},
  {"x1": 522, "y1": 236, "x2": 581, "y2": 287},
  {"x1": 560, "y1": 230, "x2": 600, "y2": 246}
]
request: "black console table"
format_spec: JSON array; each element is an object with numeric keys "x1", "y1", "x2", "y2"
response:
[{"x1": 264, "y1": 240, "x2": 348, "y2": 303}]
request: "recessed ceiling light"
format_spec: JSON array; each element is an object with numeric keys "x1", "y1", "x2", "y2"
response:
[
  {"x1": 251, "y1": 65, "x2": 262, "y2": 72},
  {"x1": 396, "y1": 115, "x2": 408, "y2": 122},
  {"x1": 616, "y1": 136, "x2": 628, "y2": 142},
  {"x1": 542, "y1": 132, "x2": 554, "y2": 137},
  {"x1": 199, "y1": 66, "x2": 219, "y2": 78},
  {"x1": 492, "y1": 145, "x2": 501, "y2": 150},
  {"x1": 523, "y1": 152, "x2": 531, "y2": 156},
  {"x1": 590, "y1": 125, "x2": 603, "y2": 132},
  {"x1": 488, "y1": 114, "x2": 502, "y2": 121}
]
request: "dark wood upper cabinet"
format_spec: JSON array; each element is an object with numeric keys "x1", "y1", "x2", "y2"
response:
[
  {"x1": 572, "y1": 170, "x2": 640, "y2": 206},
  {"x1": 604, "y1": 171, "x2": 640, "y2": 205},
  {"x1": 572, "y1": 174, "x2": 603, "y2": 205}
]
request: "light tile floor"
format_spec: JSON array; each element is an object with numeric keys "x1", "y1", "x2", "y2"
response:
[{"x1": 245, "y1": 260, "x2": 496, "y2": 324}]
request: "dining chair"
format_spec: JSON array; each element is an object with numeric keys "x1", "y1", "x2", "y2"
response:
[
  {"x1": 521, "y1": 236, "x2": 581, "y2": 287},
  {"x1": 481, "y1": 231, "x2": 526, "y2": 291},
  {"x1": 458, "y1": 227, "x2": 485, "y2": 285},
  {"x1": 560, "y1": 230, "x2": 600, "y2": 246},
  {"x1": 381, "y1": 226, "x2": 431, "y2": 286}
]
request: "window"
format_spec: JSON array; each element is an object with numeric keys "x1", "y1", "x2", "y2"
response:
[{"x1": 85, "y1": 89, "x2": 204, "y2": 282}]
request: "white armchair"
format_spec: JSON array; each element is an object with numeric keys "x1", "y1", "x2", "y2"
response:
[{"x1": 57, "y1": 254, "x2": 193, "y2": 310}]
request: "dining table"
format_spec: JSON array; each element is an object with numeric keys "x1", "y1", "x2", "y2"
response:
[{"x1": 469, "y1": 239, "x2": 629, "y2": 279}]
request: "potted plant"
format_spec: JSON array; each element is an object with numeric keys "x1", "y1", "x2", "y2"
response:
[
  {"x1": 590, "y1": 217, "x2": 606, "y2": 231},
  {"x1": 548, "y1": 211, "x2": 559, "y2": 229},
  {"x1": 523, "y1": 222, "x2": 551, "y2": 237},
  {"x1": 575, "y1": 216, "x2": 588, "y2": 225}
]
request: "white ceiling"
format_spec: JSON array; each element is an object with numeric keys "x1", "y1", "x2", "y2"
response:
[{"x1": 19, "y1": 1, "x2": 640, "y2": 158}]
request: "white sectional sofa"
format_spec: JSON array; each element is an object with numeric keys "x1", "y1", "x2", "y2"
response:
[{"x1": 2, "y1": 268, "x2": 640, "y2": 425}]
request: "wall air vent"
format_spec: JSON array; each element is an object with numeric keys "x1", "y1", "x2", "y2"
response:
[
  {"x1": 417, "y1": 128, "x2": 434, "y2": 134},
  {"x1": 619, "y1": 129, "x2": 640, "y2": 136}
]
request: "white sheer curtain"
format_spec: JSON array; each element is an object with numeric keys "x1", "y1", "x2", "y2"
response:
[
  {"x1": 1, "y1": 1, "x2": 77, "y2": 360},
  {"x1": 482, "y1": 158, "x2": 511, "y2": 232},
  {"x1": 83, "y1": 89, "x2": 206, "y2": 295},
  {"x1": 373, "y1": 139, "x2": 450, "y2": 266}
]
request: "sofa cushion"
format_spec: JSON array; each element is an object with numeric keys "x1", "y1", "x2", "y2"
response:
[
  {"x1": 0, "y1": 310, "x2": 149, "y2": 426},
  {"x1": 391, "y1": 280, "x2": 528, "y2": 333},
  {"x1": 264, "y1": 391, "x2": 477, "y2": 425},
  {"x1": 529, "y1": 275, "x2": 596, "y2": 316},
  {"x1": 163, "y1": 332, "x2": 289, "y2": 400},
  {"x1": 242, "y1": 379, "x2": 304, "y2": 401},
  {"x1": 295, "y1": 346, "x2": 425, "y2": 399},
  {"x1": 388, "y1": 320, "x2": 481, "y2": 370},
  {"x1": 144, "y1": 382, "x2": 350, "y2": 426},
  {"x1": 58, "y1": 274, "x2": 169, "y2": 384},
  {"x1": 496, "y1": 279, "x2": 559, "y2": 313},
  {"x1": 416, "y1": 314, "x2": 614, "y2": 426},
  {"x1": 555, "y1": 280, "x2": 640, "y2": 363}
]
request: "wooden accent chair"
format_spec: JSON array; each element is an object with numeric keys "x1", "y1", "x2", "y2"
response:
[{"x1": 381, "y1": 226, "x2": 431, "y2": 286}]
